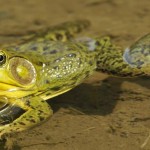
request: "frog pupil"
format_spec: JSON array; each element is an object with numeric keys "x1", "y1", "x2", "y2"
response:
[
  {"x1": 0, "y1": 54, "x2": 6, "y2": 65},
  {"x1": 0, "y1": 55, "x2": 4, "y2": 62}
]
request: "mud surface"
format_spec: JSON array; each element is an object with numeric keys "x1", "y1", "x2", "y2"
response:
[{"x1": 0, "y1": 0, "x2": 150, "y2": 150}]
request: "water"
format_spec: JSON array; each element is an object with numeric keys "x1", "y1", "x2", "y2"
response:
[{"x1": 0, "y1": 0, "x2": 150, "y2": 149}]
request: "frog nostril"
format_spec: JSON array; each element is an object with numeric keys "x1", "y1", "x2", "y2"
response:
[{"x1": 9, "y1": 57, "x2": 36, "y2": 85}]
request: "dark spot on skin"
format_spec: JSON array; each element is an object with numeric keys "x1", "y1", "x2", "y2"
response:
[
  {"x1": 49, "y1": 37, "x2": 56, "y2": 41},
  {"x1": 39, "y1": 117, "x2": 45, "y2": 121},
  {"x1": 109, "y1": 44, "x2": 113, "y2": 48},
  {"x1": 101, "y1": 57, "x2": 108, "y2": 64},
  {"x1": 110, "y1": 61, "x2": 116, "y2": 66},
  {"x1": 19, "y1": 122, "x2": 26, "y2": 125},
  {"x1": 26, "y1": 101, "x2": 30, "y2": 106},
  {"x1": 38, "y1": 112, "x2": 42, "y2": 116},
  {"x1": 71, "y1": 76, "x2": 79, "y2": 81},
  {"x1": 30, "y1": 106, "x2": 35, "y2": 109},
  {"x1": 29, "y1": 119, "x2": 36, "y2": 123},
  {"x1": 31, "y1": 45, "x2": 38, "y2": 51},
  {"x1": 55, "y1": 33, "x2": 63, "y2": 40},
  {"x1": 36, "y1": 61, "x2": 43, "y2": 66},
  {"x1": 50, "y1": 50, "x2": 58, "y2": 54},
  {"x1": 89, "y1": 60, "x2": 93, "y2": 66},
  {"x1": 50, "y1": 86, "x2": 61, "y2": 91},
  {"x1": 85, "y1": 71, "x2": 90, "y2": 75},
  {"x1": 95, "y1": 41, "x2": 101, "y2": 46},
  {"x1": 53, "y1": 66, "x2": 59, "y2": 70},
  {"x1": 43, "y1": 46, "x2": 49, "y2": 51},
  {"x1": 65, "y1": 31, "x2": 73, "y2": 39},
  {"x1": 77, "y1": 45, "x2": 84, "y2": 49},
  {"x1": 46, "y1": 80, "x2": 50, "y2": 84},
  {"x1": 39, "y1": 110, "x2": 44, "y2": 113},
  {"x1": 46, "y1": 92, "x2": 51, "y2": 96},
  {"x1": 25, "y1": 118, "x2": 30, "y2": 121},
  {"x1": 103, "y1": 38, "x2": 108, "y2": 42},
  {"x1": 45, "y1": 62, "x2": 51, "y2": 65}
]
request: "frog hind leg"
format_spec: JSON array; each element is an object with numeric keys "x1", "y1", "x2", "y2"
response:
[
  {"x1": 95, "y1": 37, "x2": 147, "y2": 77},
  {"x1": 0, "y1": 96, "x2": 53, "y2": 138}
]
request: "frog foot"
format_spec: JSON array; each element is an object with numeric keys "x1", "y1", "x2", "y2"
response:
[
  {"x1": 0, "y1": 96, "x2": 53, "y2": 138},
  {"x1": 0, "y1": 125, "x2": 10, "y2": 139}
]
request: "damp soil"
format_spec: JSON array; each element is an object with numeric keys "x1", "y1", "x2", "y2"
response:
[{"x1": 0, "y1": 0, "x2": 150, "y2": 150}]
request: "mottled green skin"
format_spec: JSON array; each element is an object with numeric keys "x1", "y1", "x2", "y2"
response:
[
  {"x1": 123, "y1": 33, "x2": 150, "y2": 73},
  {"x1": 0, "y1": 20, "x2": 149, "y2": 138},
  {"x1": 96, "y1": 36, "x2": 150, "y2": 77},
  {"x1": 6, "y1": 40, "x2": 97, "y2": 99}
]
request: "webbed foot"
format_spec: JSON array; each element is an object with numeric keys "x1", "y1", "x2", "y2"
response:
[{"x1": 0, "y1": 96, "x2": 52, "y2": 138}]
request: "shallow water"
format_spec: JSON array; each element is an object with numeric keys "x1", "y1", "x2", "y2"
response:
[{"x1": 0, "y1": 0, "x2": 150, "y2": 149}]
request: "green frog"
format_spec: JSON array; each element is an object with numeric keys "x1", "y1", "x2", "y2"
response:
[{"x1": 0, "y1": 20, "x2": 149, "y2": 137}]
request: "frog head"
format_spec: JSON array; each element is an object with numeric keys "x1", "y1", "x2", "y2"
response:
[{"x1": 0, "y1": 49, "x2": 38, "y2": 98}]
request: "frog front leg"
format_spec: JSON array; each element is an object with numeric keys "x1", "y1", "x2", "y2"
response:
[{"x1": 0, "y1": 96, "x2": 53, "y2": 138}]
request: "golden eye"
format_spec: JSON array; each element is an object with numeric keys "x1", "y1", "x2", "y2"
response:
[{"x1": 0, "y1": 52, "x2": 6, "y2": 66}]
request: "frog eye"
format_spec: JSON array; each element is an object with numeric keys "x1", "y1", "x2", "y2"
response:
[
  {"x1": 0, "y1": 51, "x2": 6, "y2": 66},
  {"x1": 9, "y1": 57, "x2": 36, "y2": 85}
]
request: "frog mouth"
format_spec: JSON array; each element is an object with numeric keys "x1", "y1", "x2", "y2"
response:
[
  {"x1": 0, "y1": 82, "x2": 36, "y2": 98},
  {"x1": 0, "y1": 82, "x2": 20, "y2": 91}
]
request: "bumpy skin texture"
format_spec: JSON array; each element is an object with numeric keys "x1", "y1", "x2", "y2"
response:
[
  {"x1": 123, "y1": 34, "x2": 150, "y2": 74},
  {"x1": 0, "y1": 20, "x2": 149, "y2": 137},
  {"x1": 96, "y1": 36, "x2": 150, "y2": 77}
]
